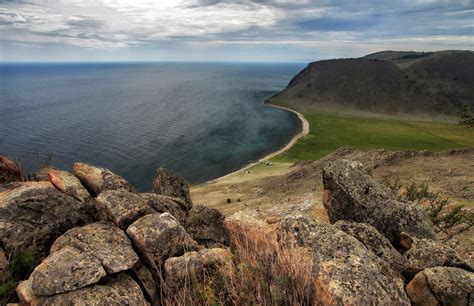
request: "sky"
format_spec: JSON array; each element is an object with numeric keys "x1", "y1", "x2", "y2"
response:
[{"x1": 0, "y1": 0, "x2": 473, "y2": 62}]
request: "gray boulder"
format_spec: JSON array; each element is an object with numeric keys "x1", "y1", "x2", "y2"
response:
[
  {"x1": 51, "y1": 222, "x2": 139, "y2": 274},
  {"x1": 126, "y1": 213, "x2": 201, "y2": 279},
  {"x1": 30, "y1": 246, "x2": 106, "y2": 296},
  {"x1": 34, "y1": 273, "x2": 149, "y2": 306},
  {"x1": 280, "y1": 215, "x2": 410, "y2": 305},
  {"x1": 322, "y1": 159, "x2": 436, "y2": 246},
  {"x1": 152, "y1": 167, "x2": 192, "y2": 211},
  {"x1": 186, "y1": 205, "x2": 228, "y2": 247},
  {"x1": 73, "y1": 162, "x2": 133, "y2": 197},
  {"x1": 335, "y1": 220, "x2": 409, "y2": 275},
  {"x1": 0, "y1": 182, "x2": 96, "y2": 259},
  {"x1": 406, "y1": 267, "x2": 474, "y2": 306}
]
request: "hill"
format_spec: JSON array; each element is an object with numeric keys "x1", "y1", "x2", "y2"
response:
[{"x1": 269, "y1": 50, "x2": 474, "y2": 116}]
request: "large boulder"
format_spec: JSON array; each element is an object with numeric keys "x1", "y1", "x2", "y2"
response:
[
  {"x1": 96, "y1": 190, "x2": 187, "y2": 229},
  {"x1": 73, "y1": 162, "x2": 133, "y2": 197},
  {"x1": 186, "y1": 205, "x2": 228, "y2": 247},
  {"x1": 126, "y1": 213, "x2": 201, "y2": 279},
  {"x1": 0, "y1": 182, "x2": 96, "y2": 259},
  {"x1": 30, "y1": 246, "x2": 106, "y2": 296},
  {"x1": 50, "y1": 222, "x2": 139, "y2": 274},
  {"x1": 152, "y1": 167, "x2": 192, "y2": 211},
  {"x1": 96, "y1": 190, "x2": 155, "y2": 229},
  {"x1": 401, "y1": 233, "x2": 471, "y2": 274},
  {"x1": 406, "y1": 267, "x2": 474, "y2": 306},
  {"x1": 335, "y1": 221, "x2": 409, "y2": 275},
  {"x1": 164, "y1": 248, "x2": 232, "y2": 291},
  {"x1": 322, "y1": 159, "x2": 436, "y2": 246},
  {"x1": 280, "y1": 215, "x2": 410, "y2": 305},
  {"x1": 0, "y1": 155, "x2": 23, "y2": 184},
  {"x1": 47, "y1": 168, "x2": 91, "y2": 202},
  {"x1": 33, "y1": 273, "x2": 149, "y2": 306}
]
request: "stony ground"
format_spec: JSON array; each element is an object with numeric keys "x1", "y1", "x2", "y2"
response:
[{"x1": 191, "y1": 148, "x2": 474, "y2": 263}]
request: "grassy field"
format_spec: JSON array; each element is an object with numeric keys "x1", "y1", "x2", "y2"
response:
[{"x1": 273, "y1": 112, "x2": 474, "y2": 163}]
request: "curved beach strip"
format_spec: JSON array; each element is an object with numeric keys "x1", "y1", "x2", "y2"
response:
[{"x1": 204, "y1": 102, "x2": 309, "y2": 184}]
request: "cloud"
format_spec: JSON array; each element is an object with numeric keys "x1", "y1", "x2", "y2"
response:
[{"x1": 0, "y1": 0, "x2": 472, "y2": 60}]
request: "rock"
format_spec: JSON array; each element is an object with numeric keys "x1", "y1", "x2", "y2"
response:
[
  {"x1": 50, "y1": 222, "x2": 139, "y2": 274},
  {"x1": 322, "y1": 159, "x2": 436, "y2": 246},
  {"x1": 96, "y1": 190, "x2": 155, "y2": 229},
  {"x1": 186, "y1": 205, "x2": 228, "y2": 247},
  {"x1": 16, "y1": 279, "x2": 37, "y2": 305},
  {"x1": 47, "y1": 168, "x2": 91, "y2": 202},
  {"x1": 335, "y1": 221, "x2": 409, "y2": 275},
  {"x1": 34, "y1": 273, "x2": 149, "y2": 306},
  {"x1": 131, "y1": 261, "x2": 160, "y2": 305},
  {"x1": 142, "y1": 193, "x2": 187, "y2": 224},
  {"x1": 28, "y1": 167, "x2": 50, "y2": 182},
  {"x1": 126, "y1": 213, "x2": 201, "y2": 278},
  {"x1": 0, "y1": 182, "x2": 96, "y2": 258},
  {"x1": 152, "y1": 168, "x2": 192, "y2": 211},
  {"x1": 0, "y1": 155, "x2": 22, "y2": 184},
  {"x1": 406, "y1": 267, "x2": 474, "y2": 306},
  {"x1": 401, "y1": 233, "x2": 471, "y2": 274},
  {"x1": 280, "y1": 215, "x2": 410, "y2": 305},
  {"x1": 73, "y1": 162, "x2": 133, "y2": 197},
  {"x1": 164, "y1": 248, "x2": 232, "y2": 291},
  {"x1": 30, "y1": 246, "x2": 106, "y2": 296},
  {"x1": 0, "y1": 247, "x2": 10, "y2": 284}
]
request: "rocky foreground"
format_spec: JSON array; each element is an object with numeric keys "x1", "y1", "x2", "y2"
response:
[{"x1": 0, "y1": 155, "x2": 473, "y2": 305}]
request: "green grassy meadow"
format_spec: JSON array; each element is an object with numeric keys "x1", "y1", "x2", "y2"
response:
[{"x1": 273, "y1": 112, "x2": 474, "y2": 163}]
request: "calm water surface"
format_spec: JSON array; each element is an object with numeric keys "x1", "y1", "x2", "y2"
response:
[{"x1": 0, "y1": 62, "x2": 304, "y2": 190}]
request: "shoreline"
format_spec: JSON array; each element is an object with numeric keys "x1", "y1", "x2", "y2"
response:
[{"x1": 198, "y1": 102, "x2": 309, "y2": 185}]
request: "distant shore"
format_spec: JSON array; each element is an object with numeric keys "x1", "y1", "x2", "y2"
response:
[{"x1": 200, "y1": 101, "x2": 309, "y2": 184}]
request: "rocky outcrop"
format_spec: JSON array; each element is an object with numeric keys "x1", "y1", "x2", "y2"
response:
[
  {"x1": 126, "y1": 213, "x2": 201, "y2": 279},
  {"x1": 50, "y1": 222, "x2": 139, "y2": 274},
  {"x1": 401, "y1": 233, "x2": 471, "y2": 274},
  {"x1": 280, "y1": 215, "x2": 410, "y2": 305},
  {"x1": 186, "y1": 205, "x2": 228, "y2": 247},
  {"x1": 322, "y1": 159, "x2": 436, "y2": 246},
  {"x1": 34, "y1": 273, "x2": 149, "y2": 306},
  {"x1": 47, "y1": 168, "x2": 91, "y2": 202},
  {"x1": 153, "y1": 167, "x2": 192, "y2": 211},
  {"x1": 0, "y1": 155, "x2": 23, "y2": 184},
  {"x1": 335, "y1": 220, "x2": 409, "y2": 274},
  {"x1": 406, "y1": 267, "x2": 474, "y2": 306},
  {"x1": 0, "y1": 181, "x2": 96, "y2": 258},
  {"x1": 73, "y1": 162, "x2": 133, "y2": 197},
  {"x1": 164, "y1": 248, "x2": 232, "y2": 291},
  {"x1": 30, "y1": 246, "x2": 106, "y2": 295}
]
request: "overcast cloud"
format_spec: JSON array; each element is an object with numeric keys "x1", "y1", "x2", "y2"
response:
[{"x1": 0, "y1": 0, "x2": 473, "y2": 61}]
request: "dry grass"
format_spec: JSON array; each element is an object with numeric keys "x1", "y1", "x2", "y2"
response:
[{"x1": 161, "y1": 221, "x2": 318, "y2": 306}]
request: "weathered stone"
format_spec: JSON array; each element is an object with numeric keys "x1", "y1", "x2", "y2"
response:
[
  {"x1": 0, "y1": 182, "x2": 96, "y2": 258},
  {"x1": 33, "y1": 273, "x2": 149, "y2": 306},
  {"x1": 280, "y1": 215, "x2": 410, "y2": 305},
  {"x1": 406, "y1": 267, "x2": 474, "y2": 306},
  {"x1": 335, "y1": 221, "x2": 409, "y2": 274},
  {"x1": 16, "y1": 279, "x2": 37, "y2": 305},
  {"x1": 126, "y1": 213, "x2": 201, "y2": 278},
  {"x1": 141, "y1": 193, "x2": 187, "y2": 224},
  {"x1": 401, "y1": 233, "x2": 471, "y2": 274},
  {"x1": 0, "y1": 155, "x2": 23, "y2": 184},
  {"x1": 51, "y1": 222, "x2": 139, "y2": 274},
  {"x1": 0, "y1": 247, "x2": 10, "y2": 284},
  {"x1": 186, "y1": 205, "x2": 228, "y2": 247},
  {"x1": 29, "y1": 167, "x2": 50, "y2": 182},
  {"x1": 96, "y1": 190, "x2": 155, "y2": 229},
  {"x1": 322, "y1": 159, "x2": 436, "y2": 246},
  {"x1": 152, "y1": 168, "x2": 192, "y2": 211},
  {"x1": 164, "y1": 248, "x2": 232, "y2": 291},
  {"x1": 73, "y1": 162, "x2": 133, "y2": 197},
  {"x1": 132, "y1": 261, "x2": 160, "y2": 305},
  {"x1": 47, "y1": 168, "x2": 91, "y2": 202},
  {"x1": 30, "y1": 246, "x2": 106, "y2": 296}
]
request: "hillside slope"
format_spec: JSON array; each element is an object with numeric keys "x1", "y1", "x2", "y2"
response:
[{"x1": 269, "y1": 50, "x2": 474, "y2": 115}]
